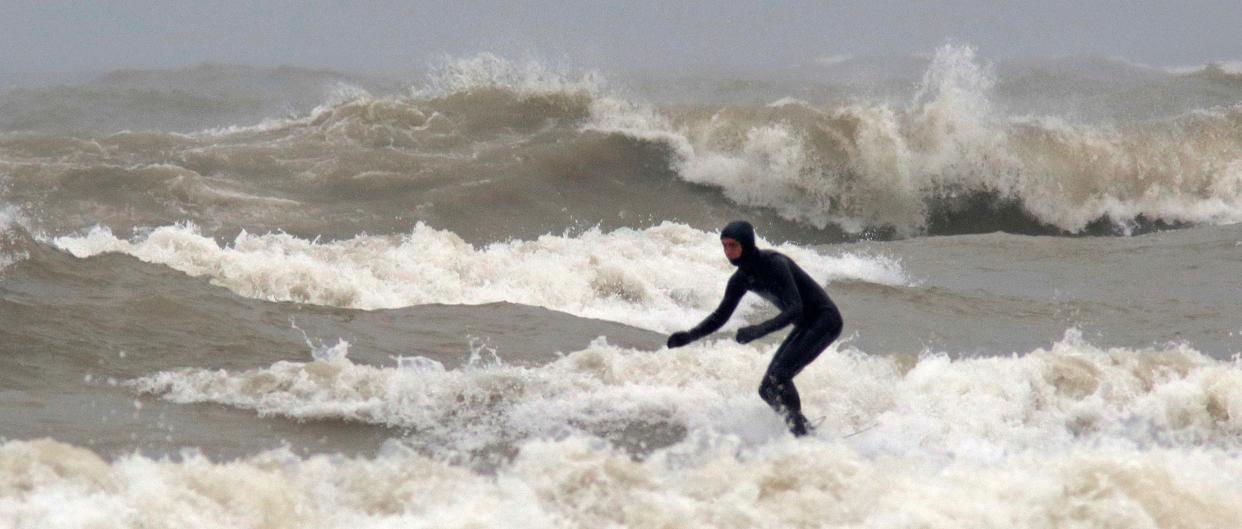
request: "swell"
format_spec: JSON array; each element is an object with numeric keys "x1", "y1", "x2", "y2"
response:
[
  {"x1": 4, "y1": 435, "x2": 1242, "y2": 529},
  {"x1": 127, "y1": 330, "x2": 1242, "y2": 453},
  {"x1": 50, "y1": 222, "x2": 910, "y2": 332},
  {"x1": 2, "y1": 50, "x2": 1241, "y2": 243},
  {"x1": 0, "y1": 205, "x2": 31, "y2": 271},
  {"x1": 0, "y1": 63, "x2": 373, "y2": 134},
  {"x1": 600, "y1": 45, "x2": 1242, "y2": 236},
  {"x1": 0, "y1": 237, "x2": 662, "y2": 458},
  {"x1": 0, "y1": 236, "x2": 663, "y2": 384}
]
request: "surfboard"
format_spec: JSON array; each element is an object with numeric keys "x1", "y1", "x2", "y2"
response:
[{"x1": 810, "y1": 416, "x2": 878, "y2": 438}]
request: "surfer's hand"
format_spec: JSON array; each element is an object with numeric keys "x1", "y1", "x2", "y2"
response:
[
  {"x1": 735, "y1": 325, "x2": 763, "y2": 344},
  {"x1": 666, "y1": 331, "x2": 692, "y2": 348}
]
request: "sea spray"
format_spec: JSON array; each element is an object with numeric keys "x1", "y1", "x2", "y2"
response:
[
  {"x1": 53, "y1": 221, "x2": 911, "y2": 332},
  {"x1": 3, "y1": 435, "x2": 1241, "y2": 529},
  {"x1": 127, "y1": 330, "x2": 1242, "y2": 455},
  {"x1": 587, "y1": 44, "x2": 1242, "y2": 235}
]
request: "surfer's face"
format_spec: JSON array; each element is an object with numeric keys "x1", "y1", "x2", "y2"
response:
[{"x1": 721, "y1": 237, "x2": 743, "y2": 260}]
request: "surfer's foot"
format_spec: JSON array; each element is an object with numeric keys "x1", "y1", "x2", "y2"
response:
[{"x1": 788, "y1": 415, "x2": 812, "y2": 437}]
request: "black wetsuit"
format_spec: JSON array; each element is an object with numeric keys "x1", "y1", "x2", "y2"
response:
[{"x1": 667, "y1": 221, "x2": 843, "y2": 436}]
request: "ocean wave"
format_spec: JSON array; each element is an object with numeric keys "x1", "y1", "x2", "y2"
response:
[
  {"x1": 0, "y1": 204, "x2": 31, "y2": 271},
  {"x1": 200, "y1": 53, "x2": 601, "y2": 141},
  {"x1": 8, "y1": 330, "x2": 1227, "y2": 527},
  {"x1": 128, "y1": 329, "x2": 1242, "y2": 454},
  {"x1": 4, "y1": 434, "x2": 1239, "y2": 529},
  {"x1": 0, "y1": 63, "x2": 371, "y2": 134},
  {"x1": 6, "y1": 52, "x2": 1242, "y2": 240},
  {"x1": 590, "y1": 44, "x2": 1242, "y2": 235},
  {"x1": 1170, "y1": 60, "x2": 1242, "y2": 78},
  {"x1": 52, "y1": 221, "x2": 909, "y2": 332}
]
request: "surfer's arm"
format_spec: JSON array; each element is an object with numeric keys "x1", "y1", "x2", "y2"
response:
[{"x1": 668, "y1": 273, "x2": 746, "y2": 347}]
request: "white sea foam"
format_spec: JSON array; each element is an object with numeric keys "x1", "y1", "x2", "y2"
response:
[
  {"x1": 3, "y1": 434, "x2": 1237, "y2": 529},
  {"x1": 192, "y1": 53, "x2": 604, "y2": 141},
  {"x1": 0, "y1": 204, "x2": 30, "y2": 271},
  {"x1": 127, "y1": 329, "x2": 1242, "y2": 454},
  {"x1": 582, "y1": 44, "x2": 1002, "y2": 233},
  {"x1": 52, "y1": 221, "x2": 909, "y2": 332},
  {"x1": 0, "y1": 206, "x2": 15, "y2": 231},
  {"x1": 8, "y1": 435, "x2": 1242, "y2": 529},
  {"x1": 417, "y1": 52, "x2": 605, "y2": 100},
  {"x1": 151, "y1": 51, "x2": 1242, "y2": 237},
  {"x1": 1165, "y1": 60, "x2": 1242, "y2": 75},
  {"x1": 588, "y1": 44, "x2": 1242, "y2": 235},
  {"x1": 9, "y1": 331, "x2": 1239, "y2": 528}
]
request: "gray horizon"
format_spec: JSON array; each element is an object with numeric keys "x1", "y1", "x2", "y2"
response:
[{"x1": 2, "y1": 1, "x2": 1241, "y2": 77}]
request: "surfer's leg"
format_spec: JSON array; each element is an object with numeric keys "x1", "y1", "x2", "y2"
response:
[
  {"x1": 759, "y1": 311, "x2": 843, "y2": 436},
  {"x1": 759, "y1": 326, "x2": 803, "y2": 413}
]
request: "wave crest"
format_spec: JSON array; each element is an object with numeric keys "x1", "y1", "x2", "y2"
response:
[
  {"x1": 52, "y1": 222, "x2": 909, "y2": 332},
  {"x1": 7, "y1": 51, "x2": 1242, "y2": 239},
  {"x1": 0, "y1": 204, "x2": 33, "y2": 271},
  {"x1": 594, "y1": 44, "x2": 1242, "y2": 235},
  {"x1": 128, "y1": 329, "x2": 1242, "y2": 453}
]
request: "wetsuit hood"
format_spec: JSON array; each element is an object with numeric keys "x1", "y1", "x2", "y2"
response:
[{"x1": 721, "y1": 220, "x2": 758, "y2": 267}]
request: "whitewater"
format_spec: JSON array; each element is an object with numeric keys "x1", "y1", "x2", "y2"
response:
[{"x1": 3, "y1": 44, "x2": 1242, "y2": 528}]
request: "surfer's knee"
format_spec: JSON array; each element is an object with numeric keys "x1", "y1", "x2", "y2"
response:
[
  {"x1": 822, "y1": 310, "x2": 843, "y2": 343},
  {"x1": 757, "y1": 379, "x2": 775, "y2": 403},
  {"x1": 758, "y1": 374, "x2": 785, "y2": 404}
]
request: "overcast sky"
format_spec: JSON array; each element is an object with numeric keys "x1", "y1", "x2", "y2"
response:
[{"x1": 3, "y1": 1, "x2": 1241, "y2": 75}]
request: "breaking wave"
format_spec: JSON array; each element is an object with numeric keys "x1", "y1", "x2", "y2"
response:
[
  {"x1": 591, "y1": 44, "x2": 1242, "y2": 235},
  {"x1": 6, "y1": 49, "x2": 1242, "y2": 241},
  {"x1": 52, "y1": 222, "x2": 909, "y2": 332},
  {"x1": 5, "y1": 433, "x2": 1240, "y2": 529},
  {"x1": 6, "y1": 331, "x2": 1233, "y2": 527},
  {"x1": 0, "y1": 204, "x2": 31, "y2": 271},
  {"x1": 128, "y1": 329, "x2": 1242, "y2": 453}
]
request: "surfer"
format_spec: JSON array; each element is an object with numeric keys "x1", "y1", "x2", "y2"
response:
[{"x1": 666, "y1": 221, "x2": 843, "y2": 436}]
